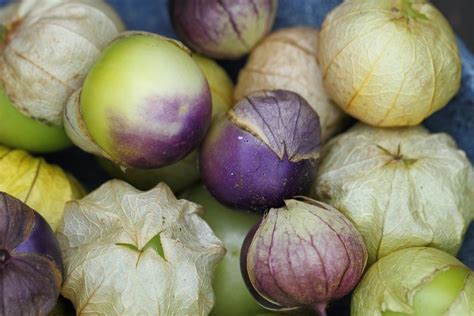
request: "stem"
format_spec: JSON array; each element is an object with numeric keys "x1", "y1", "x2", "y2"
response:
[
  {"x1": 0, "y1": 249, "x2": 10, "y2": 264},
  {"x1": 0, "y1": 19, "x2": 22, "y2": 51},
  {"x1": 401, "y1": 0, "x2": 428, "y2": 20},
  {"x1": 0, "y1": 25, "x2": 7, "y2": 43},
  {"x1": 313, "y1": 302, "x2": 327, "y2": 316}
]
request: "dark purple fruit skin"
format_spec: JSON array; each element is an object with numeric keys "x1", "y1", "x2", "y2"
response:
[
  {"x1": 200, "y1": 89, "x2": 320, "y2": 212},
  {"x1": 201, "y1": 117, "x2": 315, "y2": 212},
  {"x1": 0, "y1": 192, "x2": 63, "y2": 315}
]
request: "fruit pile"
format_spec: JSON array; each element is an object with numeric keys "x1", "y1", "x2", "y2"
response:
[{"x1": 0, "y1": 1, "x2": 473, "y2": 316}]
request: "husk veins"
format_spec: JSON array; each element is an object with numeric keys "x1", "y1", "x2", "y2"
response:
[
  {"x1": 228, "y1": 90, "x2": 321, "y2": 162},
  {"x1": 57, "y1": 180, "x2": 225, "y2": 316},
  {"x1": 313, "y1": 124, "x2": 474, "y2": 264},
  {"x1": 0, "y1": 0, "x2": 124, "y2": 126}
]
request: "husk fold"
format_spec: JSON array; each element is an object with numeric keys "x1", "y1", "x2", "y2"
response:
[
  {"x1": 235, "y1": 27, "x2": 347, "y2": 142},
  {"x1": 57, "y1": 180, "x2": 225, "y2": 315}
]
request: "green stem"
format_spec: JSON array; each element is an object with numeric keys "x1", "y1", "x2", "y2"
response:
[
  {"x1": 401, "y1": 0, "x2": 428, "y2": 20},
  {"x1": 0, "y1": 25, "x2": 7, "y2": 43}
]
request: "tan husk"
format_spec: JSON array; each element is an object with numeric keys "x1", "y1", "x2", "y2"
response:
[
  {"x1": 318, "y1": 0, "x2": 461, "y2": 127},
  {"x1": 0, "y1": 0, "x2": 124, "y2": 126},
  {"x1": 312, "y1": 123, "x2": 474, "y2": 264},
  {"x1": 234, "y1": 27, "x2": 346, "y2": 142}
]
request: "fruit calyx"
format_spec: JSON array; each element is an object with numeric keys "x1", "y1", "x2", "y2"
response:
[
  {"x1": 0, "y1": 249, "x2": 11, "y2": 265},
  {"x1": 0, "y1": 19, "x2": 21, "y2": 50},
  {"x1": 393, "y1": 0, "x2": 428, "y2": 21}
]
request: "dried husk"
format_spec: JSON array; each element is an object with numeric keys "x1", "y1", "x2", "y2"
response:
[
  {"x1": 318, "y1": 0, "x2": 461, "y2": 127},
  {"x1": 352, "y1": 247, "x2": 474, "y2": 316},
  {"x1": 313, "y1": 123, "x2": 474, "y2": 264},
  {"x1": 57, "y1": 180, "x2": 225, "y2": 315},
  {"x1": 0, "y1": 145, "x2": 85, "y2": 231},
  {"x1": 235, "y1": 27, "x2": 346, "y2": 142},
  {"x1": 0, "y1": 0, "x2": 124, "y2": 126}
]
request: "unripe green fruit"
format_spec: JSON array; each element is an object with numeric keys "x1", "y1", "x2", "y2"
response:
[
  {"x1": 181, "y1": 185, "x2": 266, "y2": 316},
  {"x1": 97, "y1": 53, "x2": 233, "y2": 191},
  {"x1": 383, "y1": 267, "x2": 469, "y2": 316},
  {"x1": 352, "y1": 247, "x2": 474, "y2": 316},
  {"x1": 0, "y1": 88, "x2": 71, "y2": 153},
  {"x1": 97, "y1": 150, "x2": 199, "y2": 193},
  {"x1": 65, "y1": 32, "x2": 212, "y2": 169}
]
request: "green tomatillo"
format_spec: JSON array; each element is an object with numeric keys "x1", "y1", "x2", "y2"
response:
[
  {"x1": 0, "y1": 87, "x2": 71, "y2": 153},
  {"x1": 97, "y1": 53, "x2": 233, "y2": 192},
  {"x1": 64, "y1": 32, "x2": 212, "y2": 169},
  {"x1": 352, "y1": 247, "x2": 474, "y2": 316},
  {"x1": 0, "y1": 0, "x2": 124, "y2": 152},
  {"x1": 181, "y1": 184, "x2": 267, "y2": 316}
]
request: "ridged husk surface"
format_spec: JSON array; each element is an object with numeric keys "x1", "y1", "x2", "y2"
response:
[
  {"x1": 318, "y1": 0, "x2": 461, "y2": 127},
  {"x1": 0, "y1": 0, "x2": 124, "y2": 126},
  {"x1": 313, "y1": 124, "x2": 474, "y2": 264}
]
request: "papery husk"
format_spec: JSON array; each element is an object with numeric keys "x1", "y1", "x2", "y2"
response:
[
  {"x1": 57, "y1": 180, "x2": 225, "y2": 316},
  {"x1": 313, "y1": 123, "x2": 474, "y2": 264},
  {"x1": 235, "y1": 27, "x2": 346, "y2": 142},
  {"x1": 63, "y1": 88, "x2": 110, "y2": 159},
  {"x1": 318, "y1": 0, "x2": 461, "y2": 127},
  {"x1": 352, "y1": 247, "x2": 474, "y2": 316},
  {"x1": 0, "y1": 145, "x2": 85, "y2": 231},
  {"x1": 0, "y1": 0, "x2": 124, "y2": 126}
]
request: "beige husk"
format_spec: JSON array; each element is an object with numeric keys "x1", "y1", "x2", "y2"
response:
[
  {"x1": 318, "y1": 0, "x2": 461, "y2": 127},
  {"x1": 57, "y1": 180, "x2": 225, "y2": 315},
  {"x1": 63, "y1": 88, "x2": 111, "y2": 159},
  {"x1": 312, "y1": 124, "x2": 474, "y2": 264},
  {"x1": 234, "y1": 27, "x2": 347, "y2": 142},
  {"x1": 0, "y1": 0, "x2": 124, "y2": 126}
]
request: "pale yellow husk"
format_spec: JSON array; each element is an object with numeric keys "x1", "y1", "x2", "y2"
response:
[
  {"x1": 352, "y1": 247, "x2": 474, "y2": 315},
  {"x1": 312, "y1": 123, "x2": 474, "y2": 264},
  {"x1": 57, "y1": 180, "x2": 225, "y2": 316},
  {"x1": 0, "y1": 145, "x2": 85, "y2": 231},
  {"x1": 0, "y1": 0, "x2": 124, "y2": 126},
  {"x1": 318, "y1": 0, "x2": 461, "y2": 127},
  {"x1": 235, "y1": 27, "x2": 346, "y2": 142}
]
